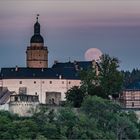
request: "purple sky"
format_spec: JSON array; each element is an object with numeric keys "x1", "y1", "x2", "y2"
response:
[{"x1": 1, "y1": 0, "x2": 140, "y2": 70}]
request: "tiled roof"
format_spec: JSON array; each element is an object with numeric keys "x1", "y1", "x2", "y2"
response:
[
  {"x1": 76, "y1": 61, "x2": 93, "y2": 70},
  {"x1": 0, "y1": 67, "x2": 80, "y2": 79},
  {"x1": 0, "y1": 88, "x2": 13, "y2": 105},
  {"x1": 52, "y1": 61, "x2": 93, "y2": 70},
  {"x1": 126, "y1": 81, "x2": 140, "y2": 90},
  {"x1": 52, "y1": 62, "x2": 75, "y2": 69},
  {"x1": 0, "y1": 61, "x2": 93, "y2": 80}
]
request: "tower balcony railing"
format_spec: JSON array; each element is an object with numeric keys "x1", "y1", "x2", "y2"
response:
[{"x1": 27, "y1": 46, "x2": 48, "y2": 50}]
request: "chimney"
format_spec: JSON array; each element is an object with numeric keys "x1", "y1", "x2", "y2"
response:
[
  {"x1": 74, "y1": 60, "x2": 77, "y2": 65},
  {"x1": 15, "y1": 65, "x2": 18, "y2": 72},
  {"x1": 75, "y1": 64, "x2": 79, "y2": 71},
  {"x1": 59, "y1": 75, "x2": 62, "y2": 79},
  {"x1": 54, "y1": 60, "x2": 58, "y2": 64}
]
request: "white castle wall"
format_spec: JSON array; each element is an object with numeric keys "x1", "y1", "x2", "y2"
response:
[
  {"x1": 0, "y1": 104, "x2": 9, "y2": 111},
  {"x1": 9, "y1": 101, "x2": 39, "y2": 117},
  {"x1": 2, "y1": 79, "x2": 81, "y2": 104}
]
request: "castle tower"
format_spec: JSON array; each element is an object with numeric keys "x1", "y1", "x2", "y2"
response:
[{"x1": 26, "y1": 15, "x2": 48, "y2": 68}]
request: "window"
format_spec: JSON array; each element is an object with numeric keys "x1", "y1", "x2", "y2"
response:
[
  {"x1": 62, "y1": 81, "x2": 64, "y2": 84},
  {"x1": 34, "y1": 81, "x2": 36, "y2": 84},
  {"x1": 50, "y1": 81, "x2": 52, "y2": 84},
  {"x1": 15, "y1": 96, "x2": 18, "y2": 101},
  {"x1": 69, "y1": 81, "x2": 71, "y2": 84},
  {"x1": 132, "y1": 102, "x2": 134, "y2": 107},
  {"x1": 35, "y1": 92, "x2": 37, "y2": 95},
  {"x1": 42, "y1": 81, "x2": 44, "y2": 84},
  {"x1": 19, "y1": 81, "x2": 22, "y2": 84},
  {"x1": 19, "y1": 87, "x2": 27, "y2": 94}
]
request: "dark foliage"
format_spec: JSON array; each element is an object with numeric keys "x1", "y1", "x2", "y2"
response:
[
  {"x1": 122, "y1": 68, "x2": 140, "y2": 89},
  {"x1": 66, "y1": 54, "x2": 123, "y2": 103},
  {"x1": 0, "y1": 96, "x2": 139, "y2": 139},
  {"x1": 65, "y1": 86, "x2": 85, "y2": 107}
]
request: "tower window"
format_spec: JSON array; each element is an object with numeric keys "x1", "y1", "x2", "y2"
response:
[
  {"x1": 62, "y1": 81, "x2": 64, "y2": 84},
  {"x1": 50, "y1": 81, "x2": 52, "y2": 84},
  {"x1": 34, "y1": 81, "x2": 36, "y2": 84},
  {"x1": 19, "y1": 81, "x2": 22, "y2": 84},
  {"x1": 69, "y1": 81, "x2": 71, "y2": 84}
]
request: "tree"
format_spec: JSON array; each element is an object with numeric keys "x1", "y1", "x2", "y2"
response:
[
  {"x1": 12, "y1": 119, "x2": 38, "y2": 139},
  {"x1": 65, "y1": 86, "x2": 85, "y2": 107},
  {"x1": 81, "y1": 96, "x2": 139, "y2": 139},
  {"x1": 66, "y1": 54, "x2": 123, "y2": 106},
  {"x1": 0, "y1": 104, "x2": 139, "y2": 140},
  {"x1": 78, "y1": 54, "x2": 123, "y2": 99},
  {"x1": 98, "y1": 54, "x2": 123, "y2": 98},
  {"x1": 108, "y1": 113, "x2": 139, "y2": 139},
  {"x1": 57, "y1": 107, "x2": 79, "y2": 139},
  {"x1": 122, "y1": 68, "x2": 140, "y2": 89},
  {"x1": 80, "y1": 67, "x2": 98, "y2": 95},
  {"x1": 81, "y1": 96, "x2": 120, "y2": 119},
  {"x1": 80, "y1": 67, "x2": 107, "y2": 98}
]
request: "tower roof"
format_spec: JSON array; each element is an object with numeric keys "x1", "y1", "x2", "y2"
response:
[
  {"x1": 30, "y1": 35, "x2": 44, "y2": 43},
  {"x1": 30, "y1": 15, "x2": 44, "y2": 43}
]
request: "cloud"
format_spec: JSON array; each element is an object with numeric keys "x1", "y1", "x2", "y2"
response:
[{"x1": 1, "y1": 0, "x2": 140, "y2": 31}]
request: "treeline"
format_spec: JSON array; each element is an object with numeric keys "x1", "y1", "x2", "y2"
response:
[
  {"x1": 0, "y1": 96, "x2": 140, "y2": 139},
  {"x1": 122, "y1": 69, "x2": 140, "y2": 89}
]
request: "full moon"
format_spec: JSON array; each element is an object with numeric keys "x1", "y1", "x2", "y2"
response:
[{"x1": 85, "y1": 48, "x2": 102, "y2": 61}]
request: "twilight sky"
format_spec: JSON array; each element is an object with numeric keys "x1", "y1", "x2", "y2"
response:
[{"x1": 1, "y1": 0, "x2": 140, "y2": 70}]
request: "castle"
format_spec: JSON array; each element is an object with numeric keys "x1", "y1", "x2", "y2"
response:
[
  {"x1": 0, "y1": 16, "x2": 140, "y2": 117},
  {"x1": 0, "y1": 16, "x2": 96, "y2": 109}
]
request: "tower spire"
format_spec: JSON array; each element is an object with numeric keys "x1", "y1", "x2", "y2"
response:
[
  {"x1": 34, "y1": 14, "x2": 40, "y2": 35},
  {"x1": 27, "y1": 15, "x2": 48, "y2": 68}
]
